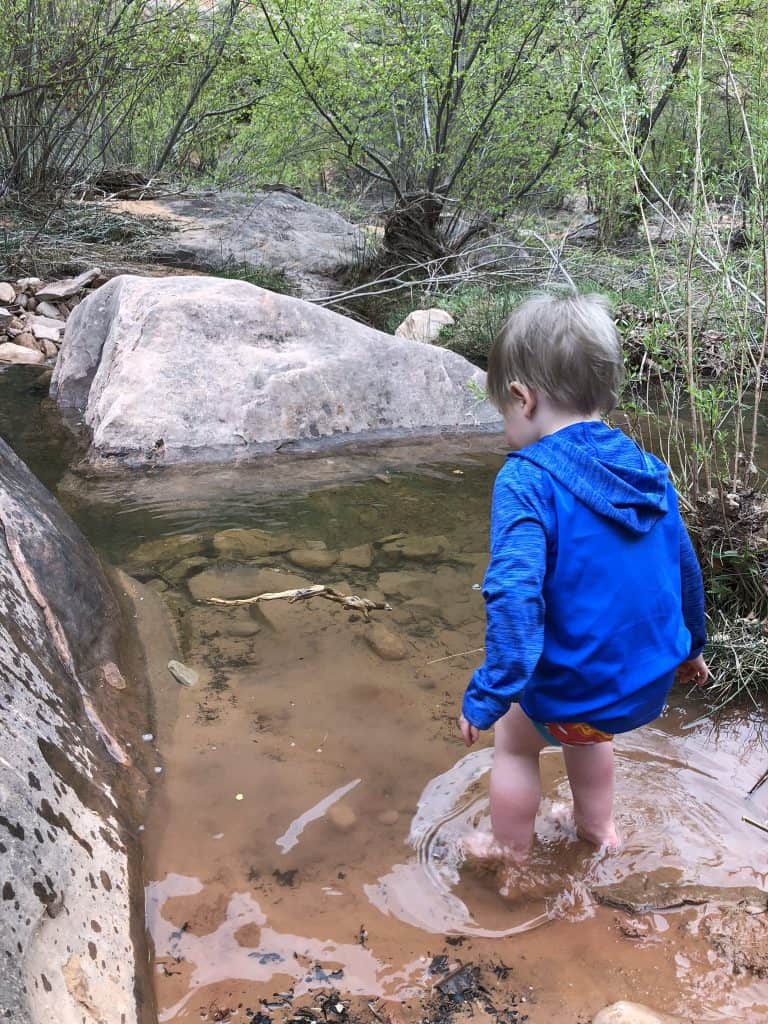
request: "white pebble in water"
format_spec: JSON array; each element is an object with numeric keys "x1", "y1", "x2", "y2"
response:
[
  {"x1": 142, "y1": 733, "x2": 154, "y2": 742},
  {"x1": 154, "y1": 766, "x2": 163, "y2": 774}
]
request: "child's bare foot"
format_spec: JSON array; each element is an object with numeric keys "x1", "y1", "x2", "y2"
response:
[
  {"x1": 575, "y1": 823, "x2": 621, "y2": 852},
  {"x1": 460, "y1": 831, "x2": 529, "y2": 867}
]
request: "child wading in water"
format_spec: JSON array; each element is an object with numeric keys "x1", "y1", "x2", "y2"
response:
[{"x1": 459, "y1": 293, "x2": 709, "y2": 864}]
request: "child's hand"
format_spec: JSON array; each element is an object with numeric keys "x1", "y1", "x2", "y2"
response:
[
  {"x1": 459, "y1": 714, "x2": 480, "y2": 747},
  {"x1": 676, "y1": 654, "x2": 710, "y2": 686}
]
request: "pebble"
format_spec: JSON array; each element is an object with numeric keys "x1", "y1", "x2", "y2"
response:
[
  {"x1": 141, "y1": 733, "x2": 154, "y2": 742},
  {"x1": 327, "y1": 804, "x2": 357, "y2": 831},
  {"x1": 167, "y1": 659, "x2": 199, "y2": 687},
  {"x1": 0, "y1": 282, "x2": 15, "y2": 303},
  {"x1": 378, "y1": 810, "x2": 400, "y2": 826},
  {"x1": 102, "y1": 661, "x2": 127, "y2": 690},
  {"x1": 592, "y1": 1002, "x2": 682, "y2": 1024},
  {"x1": 365, "y1": 623, "x2": 409, "y2": 661}
]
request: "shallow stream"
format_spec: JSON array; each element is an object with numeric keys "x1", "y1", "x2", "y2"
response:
[{"x1": 2, "y1": 364, "x2": 768, "y2": 1024}]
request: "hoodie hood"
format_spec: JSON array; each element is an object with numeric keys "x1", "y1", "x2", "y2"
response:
[{"x1": 512, "y1": 421, "x2": 670, "y2": 535}]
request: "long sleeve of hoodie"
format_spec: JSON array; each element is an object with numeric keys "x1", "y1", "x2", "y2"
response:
[
  {"x1": 462, "y1": 464, "x2": 549, "y2": 730},
  {"x1": 679, "y1": 519, "x2": 707, "y2": 657}
]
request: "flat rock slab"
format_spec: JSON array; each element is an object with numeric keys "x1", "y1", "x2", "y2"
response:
[
  {"x1": 593, "y1": 877, "x2": 768, "y2": 914},
  {"x1": 0, "y1": 437, "x2": 141, "y2": 1024},
  {"x1": 139, "y1": 190, "x2": 363, "y2": 298},
  {"x1": 51, "y1": 275, "x2": 498, "y2": 467},
  {"x1": 187, "y1": 565, "x2": 312, "y2": 602}
]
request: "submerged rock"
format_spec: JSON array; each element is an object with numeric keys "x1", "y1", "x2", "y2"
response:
[
  {"x1": 167, "y1": 659, "x2": 199, "y2": 687},
  {"x1": 380, "y1": 534, "x2": 451, "y2": 563},
  {"x1": 338, "y1": 543, "x2": 374, "y2": 569},
  {"x1": 187, "y1": 565, "x2": 311, "y2": 602},
  {"x1": 163, "y1": 555, "x2": 210, "y2": 583},
  {"x1": 365, "y1": 623, "x2": 409, "y2": 661},
  {"x1": 287, "y1": 547, "x2": 339, "y2": 571},
  {"x1": 51, "y1": 275, "x2": 498, "y2": 467},
  {"x1": 593, "y1": 877, "x2": 768, "y2": 915},
  {"x1": 126, "y1": 532, "x2": 208, "y2": 568},
  {"x1": 593, "y1": 1003, "x2": 681, "y2": 1024},
  {"x1": 327, "y1": 803, "x2": 357, "y2": 831},
  {"x1": 212, "y1": 527, "x2": 293, "y2": 559},
  {"x1": 703, "y1": 906, "x2": 768, "y2": 977}
]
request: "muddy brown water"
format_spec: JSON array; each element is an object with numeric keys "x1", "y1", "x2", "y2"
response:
[{"x1": 1, "y1": 364, "x2": 767, "y2": 1024}]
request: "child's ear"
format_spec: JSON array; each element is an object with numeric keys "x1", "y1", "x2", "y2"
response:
[{"x1": 508, "y1": 381, "x2": 537, "y2": 418}]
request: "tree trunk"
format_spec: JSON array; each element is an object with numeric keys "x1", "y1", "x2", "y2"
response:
[{"x1": 383, "y1": 191, "x2": 448, "y2": 263}]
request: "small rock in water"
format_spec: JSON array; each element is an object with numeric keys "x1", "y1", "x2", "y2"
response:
[
  {"x1": 212, "y1": 527, "x2": 292, "y2": 559},
  {"x1": 327, "y1": 803, "x2": 357, "y2": 831},
  {"x1": 592, "y1": 1002, "x2": 682, "y2": 1024},
  {"x1": 127, "y1": 532, "x2": 207, "y2": 568},
  {"x1": 286, "y1": 547, "x2": 339, "y2": 571},
  {"x1": 102, "y1": 661, "x2": 127, "y2": 690},
  {"x1": 339, "y1": 543, "x2": 374, "y2": 569},
  {"x1": 365, "y1": 623, "x2": 409, "y2": 661},
  {"x1": 378, "y1": 809, "x2": 399, "y2": 826},
  {"x1": 167, "y1": 659, "x2": 199, "y2": 687},
  {"x1": 163, "y1": 555, "x2": 209, "y2": 583},
  {"x1": 0, "y1": 282, "x2": 16, "y2": 303},
  {"x1": 380, "y1": 534, "x2": 450, "y2": 563}
]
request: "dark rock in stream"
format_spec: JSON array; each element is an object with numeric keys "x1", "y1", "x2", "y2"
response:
[{"x1": 0, "y1": 436, "x2": 148, "y2": 1024}]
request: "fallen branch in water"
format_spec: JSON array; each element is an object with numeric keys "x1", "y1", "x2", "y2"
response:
[
  {"x1": 748, "y1": 767, "x2": 768, "y2": 797},
  {"x1": 205, "y1": 585, "x2": 391, "y2": 621},
  {"x1": 742, "y1": 815, "x2": 768, "y2": 835},
  {"x1": 427, "y1": 647, "x2": 484, "y2": 665}
]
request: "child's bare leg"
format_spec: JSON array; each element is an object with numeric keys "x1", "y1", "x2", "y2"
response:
[
  {"x1": 561, "y1": 740, "x2": 618, "y2": 848},
  {"x1": 484, "y1": 704, "x2": 547, "y2": 861}
]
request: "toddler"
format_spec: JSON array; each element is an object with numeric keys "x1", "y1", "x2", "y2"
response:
[{"x1": 459, "y1": 293, "x2": 708, "y2": 861}]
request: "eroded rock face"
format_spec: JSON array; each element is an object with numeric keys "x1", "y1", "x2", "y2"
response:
[
  {"x1": 143, "y1": 190, "x2": 363, "y2": 298},
  {"x1": 51, "y1": 275, "x2": 499, "y2": 467},
  {"x1": 0, "y1": 437, "x2": 142, "y2": 1024}
]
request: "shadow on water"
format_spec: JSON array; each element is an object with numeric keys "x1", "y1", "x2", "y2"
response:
[{"x1": 2, "y1": 366, "x2": 768, "y2": 1024}]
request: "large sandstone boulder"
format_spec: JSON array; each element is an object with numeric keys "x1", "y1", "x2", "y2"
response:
[
  {"x1": 51, "y1": 275, "x2": 499, "y2": 467},
  {"x1": 0, "y1": 437, "x2": 146, "y2": 1024},
  {"x1": 136, "y1": 190, "x2": 363, "y2": 297}
]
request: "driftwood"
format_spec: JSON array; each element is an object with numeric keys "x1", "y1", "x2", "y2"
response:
[{"x1": 206, "y1": 585, "x2": 391, "y2": 621}]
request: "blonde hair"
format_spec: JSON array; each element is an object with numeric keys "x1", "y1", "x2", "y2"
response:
[{"x1": 487, "y1": 293, "x2": 623, "y2": 414}]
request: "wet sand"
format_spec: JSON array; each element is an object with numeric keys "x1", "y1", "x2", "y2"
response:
[{"x1": 114, "y1": 460, "x2": 768, "y2": 1024}]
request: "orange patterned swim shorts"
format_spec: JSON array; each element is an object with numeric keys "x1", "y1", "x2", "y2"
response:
[{"x1": 532, "y1": 720, "x2": 614, "y2": 746}]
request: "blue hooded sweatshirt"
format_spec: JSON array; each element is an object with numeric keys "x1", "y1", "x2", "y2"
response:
[{"x1": 462, "y1": 421, "x2": 706, "y2": 734}]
